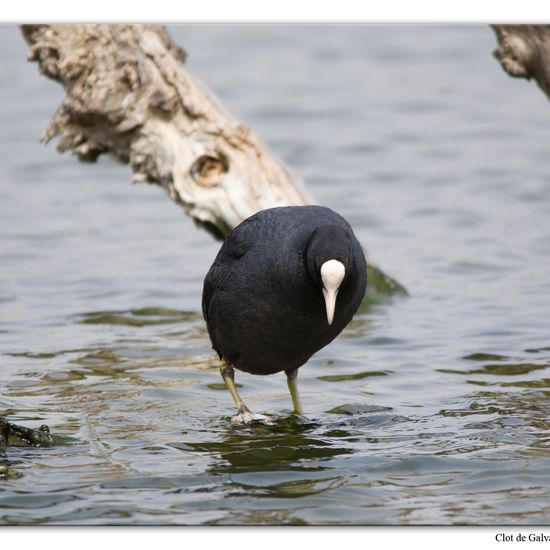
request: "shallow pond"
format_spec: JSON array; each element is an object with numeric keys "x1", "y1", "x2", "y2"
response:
[{"x1": 1, "y1": 24, "x2": 550, "y2": 525}]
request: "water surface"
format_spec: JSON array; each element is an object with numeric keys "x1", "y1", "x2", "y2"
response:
[{"x1": 1, "y1": 25, "x2": 550, "y2": 525}]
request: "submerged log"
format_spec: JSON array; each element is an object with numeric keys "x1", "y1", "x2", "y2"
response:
[
  {"x1": 492, "y1": 25, "x2": 550, "y2": 101},
  {"x1": 1, "y1": 418, "x2": 54, "y2": 475},
  {"x1": 0, "y1": 418, "x2": 55, "y2": 452},
  {"x1": 21, "y1": 24, "x2": 405, "y2": 298}
]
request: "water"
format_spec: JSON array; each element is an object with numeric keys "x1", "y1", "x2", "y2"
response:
[{"x1": 1, "y1": 24, "x2": 550, "y2": 525}]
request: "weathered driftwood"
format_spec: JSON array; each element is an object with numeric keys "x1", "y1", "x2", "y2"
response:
[
  {"x1": 492, "y1": 25, "x2": 550, "y2": 101},
  {"x1": 21, "y1": 24, "x2": 405, "y2": 298}
]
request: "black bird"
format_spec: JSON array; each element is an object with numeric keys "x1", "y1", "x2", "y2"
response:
[{"x1": 202, "y1": 205, "x2": 367, "y2": 422}]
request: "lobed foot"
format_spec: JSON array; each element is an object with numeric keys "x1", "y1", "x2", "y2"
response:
[{"x1": 231, "y1": 405, "x2": 269, "y2": 424}]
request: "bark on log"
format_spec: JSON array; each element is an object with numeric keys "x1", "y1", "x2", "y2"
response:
[
  {"x1": 21, "y1": 24, "x2": 405, "y2": 299},
  {"x1": 492, "y1": 25, "x2": 550, "y2": 101}
]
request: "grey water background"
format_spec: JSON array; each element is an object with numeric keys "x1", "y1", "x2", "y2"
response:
[{"x1": 1, "y1": 24, "x2": 550, "y2": 525}]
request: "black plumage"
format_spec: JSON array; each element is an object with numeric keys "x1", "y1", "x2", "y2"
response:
[{"x1": 202, "y1": 205, "x2": 367, "y2": 421}]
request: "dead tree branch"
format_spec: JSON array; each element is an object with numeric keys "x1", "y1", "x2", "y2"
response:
[{"x1": 21, "y1": 24, "x2": 405, "y2": 297}]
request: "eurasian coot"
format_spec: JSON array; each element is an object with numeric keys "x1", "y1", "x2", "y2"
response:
[{"x1": 202, "y1": 205, "x2": 367, "y2": 422}]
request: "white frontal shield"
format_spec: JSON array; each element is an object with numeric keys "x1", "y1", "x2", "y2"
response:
[{"x1": 320, "y1": 260, "x2": 345, "y2": 325}]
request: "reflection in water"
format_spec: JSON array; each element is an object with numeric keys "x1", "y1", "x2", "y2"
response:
[{"x1": 179, "y1": 416, "x2": 353, "y2": 474}]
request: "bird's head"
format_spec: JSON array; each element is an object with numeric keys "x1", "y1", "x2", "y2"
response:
[{"x1": 305, "y1": 225, "x2": 352, "y2": 325}]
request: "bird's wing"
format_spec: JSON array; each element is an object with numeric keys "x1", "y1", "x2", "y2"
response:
[
  {"x1": 201, "y1": 215, "x2": 259, "y2": 328},
  {"x1": 222, "y1": 216, "x2": 260, "y2": 261},
  {"x1": 201, "y1": 272, "x2": 214, "y2": 325}
]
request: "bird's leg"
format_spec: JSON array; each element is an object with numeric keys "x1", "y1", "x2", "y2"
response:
[
  {"x1": 220, "y1": 359, "x2": 267, "y2": 424},
  {"x1": 285, "y1": 368, "x2": 303, "y2": 416}
]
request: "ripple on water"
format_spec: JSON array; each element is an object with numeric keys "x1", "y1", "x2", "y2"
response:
[{"x1": 77, "y1": 308, "x2": 201, "y2": 327}]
